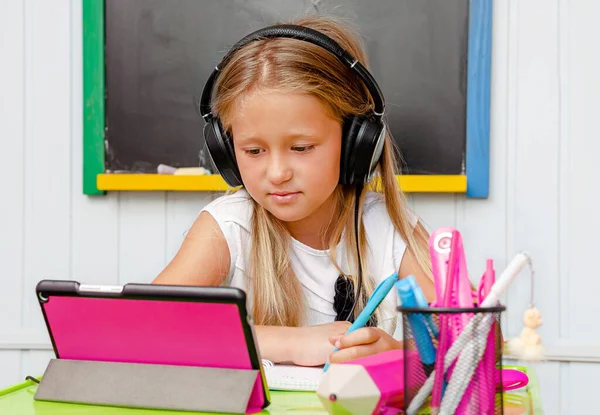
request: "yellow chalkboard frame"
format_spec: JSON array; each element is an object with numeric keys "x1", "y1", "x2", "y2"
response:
[{"x1": 96, "y1": 174, "x2": 466, "y2": 193}]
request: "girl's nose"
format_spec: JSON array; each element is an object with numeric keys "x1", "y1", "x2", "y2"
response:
[{"x1": 266, "y1": 155, "x2": 293, "y2": 184}]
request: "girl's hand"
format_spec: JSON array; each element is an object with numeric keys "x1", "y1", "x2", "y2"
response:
[
  {"x1": 291, "y1": 321, "x2": 351, "y2": 367},
  {"x1": 328, "y1": 327, "x2": 402, "y2": 364}
]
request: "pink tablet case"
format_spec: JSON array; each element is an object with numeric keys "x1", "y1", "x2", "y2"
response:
[{"x1": 42, "y1": 295, "x2": 266, "y2": 413}]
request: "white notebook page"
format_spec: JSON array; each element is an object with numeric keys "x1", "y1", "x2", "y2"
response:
[{"x1": 261, "y1": 359, "x2": 324, "y2": 391}]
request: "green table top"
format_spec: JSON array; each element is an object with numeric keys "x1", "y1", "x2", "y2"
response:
[{"x1": 0, "y1": 366, "x2": 543, "y2": 415}]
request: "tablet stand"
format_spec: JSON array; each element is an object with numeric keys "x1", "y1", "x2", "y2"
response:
[{"x1": 34, "y1": 359, "x2": 262, "y2": 414}]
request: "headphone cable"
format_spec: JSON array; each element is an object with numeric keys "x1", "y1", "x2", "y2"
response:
[{"x1": 345, "y1": 183, "x2": 364, "y2": 321}]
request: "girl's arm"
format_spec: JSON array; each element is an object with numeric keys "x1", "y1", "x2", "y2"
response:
[
  {"x1": 153, "y1": 211, "x2": 230, "y2": 286},
  {"x1": 256, "y1": 322, "x2": 351, "y2": 366},
  {"x1": 399, "y1": 222, "x2": 436, "y2": 302},
  {"x1": 255, "y1": 325, "x2": 297, "y2": 363}
]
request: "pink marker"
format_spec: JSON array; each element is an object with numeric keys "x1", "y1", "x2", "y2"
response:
[{"x1": 428, "y1": 228, "x2": 474, "y2": 413}]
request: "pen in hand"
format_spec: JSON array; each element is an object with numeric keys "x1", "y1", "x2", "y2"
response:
[{"x1": 323, "y1": 272, "x2": 399, "y2": 372}]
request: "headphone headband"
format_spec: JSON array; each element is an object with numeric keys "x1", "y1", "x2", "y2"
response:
[{"x1": 199, "y1": 24, "x2": 385, "y2": 119}]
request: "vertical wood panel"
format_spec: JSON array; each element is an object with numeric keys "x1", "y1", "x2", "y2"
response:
[
  {"x1": 0, "y1": 352, "x2": 21, "y2": 390},
  {"x1": 557, "y1": 0, "x2": 571, "y2": 342},
  {"x1": 565, "y1": 0, "x2": 600, "y2": 342},
  {"x1": 568, "y1": 363, "x2": 600, "y2": 412},
  {"x1": 70, "y1": 194, "x2": 120, "y2": 284},
  {"x1": 411, "y1": 194, "x2": 456, "y2": 233},
  {"x1": 19, "y1": 350, "x2": 55, "y2": 380},
  {"x1": 558, "y1": 363, "x2": 570, "y2": 415},
  {"x1": 165, "y1": 192, "x2": 215, "y2": 265},
  {"x1": 22, "y1": 0, "x2": 73, "y2": 330},
  {"x1": 118, "y1": 193, "x2": 167, "y2": 284},
  {"x1": 505, "y1": 0, "x2": 561, "y2": 343},
  {"x1": 70, "y1": 0, "x2": 119, "y2": 285},
  {"x1": 0, "y1": 0, "x2": 25, "y2": 330},
  {"x1": 503, "y1": 0, "x2": 520, "y2": 335},
  {"x1": 529, "y1": 362, "x2": 561, "y2": 415}
]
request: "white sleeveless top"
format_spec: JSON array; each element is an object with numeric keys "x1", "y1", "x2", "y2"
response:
[{"x1": 201, "y1": 189, "x2": 417, "y2": 334}]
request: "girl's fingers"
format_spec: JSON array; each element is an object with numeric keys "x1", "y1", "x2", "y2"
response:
[
  {"x1": 329, "y1": 335, "x2": 343, "y2": 345},
  {"x1": 335, "y1": 328, "x2": 381, "y2": 349},
  {"x1": 329, "y1": 343, "x2": 380, "y2": 364}
]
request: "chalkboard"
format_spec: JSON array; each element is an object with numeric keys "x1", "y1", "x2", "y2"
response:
[{"x1": 83, "y1": 0, "x2": 491, "y2": 196}]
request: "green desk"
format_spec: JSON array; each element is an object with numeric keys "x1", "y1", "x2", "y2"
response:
[{"x1": 0, "y1": 367, "x2": 543, "y2": 415}]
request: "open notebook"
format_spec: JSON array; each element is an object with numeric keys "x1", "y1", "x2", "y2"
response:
[{"x1": 261, "y1": 359, "x2": 323, "y2": 391}]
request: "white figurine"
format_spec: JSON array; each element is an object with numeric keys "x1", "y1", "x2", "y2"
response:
[{"x1": 508, "y1": 307, "x2": 545, "y2": 361}]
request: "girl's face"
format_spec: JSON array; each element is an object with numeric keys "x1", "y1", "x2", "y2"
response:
[{"x1": 231, "y1": 90, "x2": 342, "y2": 228}]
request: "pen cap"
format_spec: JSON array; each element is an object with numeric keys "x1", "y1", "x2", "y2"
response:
[
  {"x1": 478, "y1": 260, "x2": 495, "y2": 303},
  {"x1": 396, "y1": 277, "x2": 414, "y2": 300},
  {"x1": 396, "y1": 276, "x2": 439, "y2": 339},
  {"x1": 483, "y1": 252, "x2": 530, "y2": 308}
]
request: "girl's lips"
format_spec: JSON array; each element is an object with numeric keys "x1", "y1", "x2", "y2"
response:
[{"x1": 268, "y1": 192, "x2": 301, "y2": 203}]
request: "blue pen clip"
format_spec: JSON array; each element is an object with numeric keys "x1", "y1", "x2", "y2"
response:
[{"x1": 323, "y1": 272, "x2": 399, "y2": 372}]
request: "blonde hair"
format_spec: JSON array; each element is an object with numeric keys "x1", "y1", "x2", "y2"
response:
[{"x1": 212, "y1": 16, "x2": 433, "y2": 328}]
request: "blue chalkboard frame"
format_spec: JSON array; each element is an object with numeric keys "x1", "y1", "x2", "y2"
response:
[{"x1": 466, "y1": 0, "x2": 493, "y2": 198}]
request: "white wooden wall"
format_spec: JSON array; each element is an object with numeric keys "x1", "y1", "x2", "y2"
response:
[{"x1": 1, "y1": 0, "x2": 599, "y2": 412}]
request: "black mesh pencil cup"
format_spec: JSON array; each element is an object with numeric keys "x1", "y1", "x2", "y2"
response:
[{"x1": 397, "y1": 306, "x2": 506, "y2": 415}]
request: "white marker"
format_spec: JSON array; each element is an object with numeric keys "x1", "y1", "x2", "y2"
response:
[{"x1": 480, "y1": 252, "x2": 531, "y2": 308}]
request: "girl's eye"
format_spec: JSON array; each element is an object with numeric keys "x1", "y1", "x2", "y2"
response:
[
  {"x1": 292, "y1": 145, "x2": 314, "y2": 152},
  {"x1": 245, "y1": 149, "x2": 263, "y2": 155}
]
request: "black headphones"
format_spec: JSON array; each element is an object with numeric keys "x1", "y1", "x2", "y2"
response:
[{"x1": 199, "y1": 24, "x2": 387, "y2": 187}]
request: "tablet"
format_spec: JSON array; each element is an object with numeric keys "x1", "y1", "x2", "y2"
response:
[{"x1": 35, "y1": 279, "x2": 270, "y2": 410}]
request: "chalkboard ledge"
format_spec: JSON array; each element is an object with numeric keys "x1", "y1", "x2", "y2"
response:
[{"x1": 96, "y1": 174, "x2": 467, "y2": 193}]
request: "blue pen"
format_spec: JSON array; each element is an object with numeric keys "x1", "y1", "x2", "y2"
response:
[
  {"x1": 323, "y1": 272, "x2": 399, "y2": 372},
  {"x1": 406, "y1": 276, "x2": 439, "y2": 338},
  {"x1": 396, "y1": 276, "x2": 436, "y2": 376}
]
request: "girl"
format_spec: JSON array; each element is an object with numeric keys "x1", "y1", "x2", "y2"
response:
[{"x1": 154, "y1": 16, "x2": 435, "y2": 367}]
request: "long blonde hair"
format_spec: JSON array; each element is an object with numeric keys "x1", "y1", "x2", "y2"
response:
[{"x1": 212, "y1": 16, "x2": 432, "y2": 328}]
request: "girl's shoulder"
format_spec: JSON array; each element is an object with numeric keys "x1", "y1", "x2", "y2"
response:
[
  {"x1": 362, "y1": 191, "x2": 419, "y2": 228},
  {"x1": 200, "y1": 189, "x2": 253, "y2": 232}
]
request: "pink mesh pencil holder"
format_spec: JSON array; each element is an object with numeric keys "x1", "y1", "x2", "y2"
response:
[{"x1": 398, "y1": 305, "x2": 506, "y2": 415}]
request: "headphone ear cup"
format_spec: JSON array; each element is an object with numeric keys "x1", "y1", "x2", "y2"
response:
[
  {"x1": 203, "y1": 117, "x2": 243, "y2": 187},
  {"x1": 340, "y1": 115, "x2": 385, "y2": 185},
  {"x1": 340, "y1": 116, "x2": 363, "y2": 185}
]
